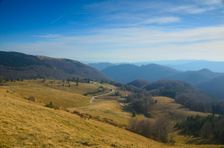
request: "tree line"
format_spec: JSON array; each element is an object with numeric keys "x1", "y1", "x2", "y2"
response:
[{"x1": 176, "y1": 115, "x2": 224, "y2": 144}]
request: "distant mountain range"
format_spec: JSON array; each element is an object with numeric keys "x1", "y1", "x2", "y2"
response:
[
  {"x1": 89, "y1": 62, "x2": 114, "y2": 71},
  {"x1": 102, "y1": 64, "x2": 178, "y2": 83},
  {"x1": 98, "y1": 63, "x2": 224, "y2": 100},
  {"x1": 1, "y1": 52, "x2": 223, "y2": 100},
  {"x1": 167, "y1": 68, "x2": 222, "y2": 85},
  {"x1": 90, "y1": 60, "x2": 224, "y2": 72},
  {"x1": 0, "y1": 51, "x2": 107, "y2": 80},
  {"x1": 168, "y1": 60, "x2": 224, "y2": 72}
]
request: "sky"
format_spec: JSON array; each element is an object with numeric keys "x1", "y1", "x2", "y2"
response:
[{"x1": 0, "y1": 0, "x2": 224, "y2": 62}]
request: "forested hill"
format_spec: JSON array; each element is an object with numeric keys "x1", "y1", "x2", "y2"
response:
[
  {"x1": 0, "y1": 51, "x2": 107, "y2": 81},
  {"x1": 143, "y1": 80, "x2": 224, "y2": 114}
]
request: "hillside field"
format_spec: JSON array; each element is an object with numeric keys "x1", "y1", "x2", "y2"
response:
[{"x1": 0, "y1": 80, "x2": 222, "y2": 147}]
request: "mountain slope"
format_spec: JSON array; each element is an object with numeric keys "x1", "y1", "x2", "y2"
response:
[
  {"x1": 102, "y1": 64, "x2": 178, "y2": 83},
  {"x1": 197, "y1": 75, "x2": 224, "y2": 100},
  {"x1": 128, "y1": 79, "x2": 150, "y2": 88},
  {"x1": 0, "y1": 51, "x2": 107, "y2": 80},
  {"x1": 89, "y1": 62, "x2": 114, "y2": 70},
  {"x1": 168, "y1": 69, "x2": 222, "y2": 85},
  {"x1": 102, "y1": 64, "x2": 140, "y2": 83}
]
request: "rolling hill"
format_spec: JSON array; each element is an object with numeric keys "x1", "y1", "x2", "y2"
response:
[{"x1": 0, "y1": 51, "x2": 107, "y2": 81}]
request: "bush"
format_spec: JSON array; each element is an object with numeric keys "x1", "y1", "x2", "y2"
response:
[
  {"x1": 26, "y1": 96, "x2": 35, "y2": 102},
  {"x1": 45, "y1": 101, "x2": 59, "y2": 109}
]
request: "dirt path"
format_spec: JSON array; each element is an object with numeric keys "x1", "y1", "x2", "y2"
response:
[{"x1": 89, "y1": 89, "x2": 114, "y2": 103}]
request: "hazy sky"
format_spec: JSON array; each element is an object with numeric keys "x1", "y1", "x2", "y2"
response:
[{"x1": 0, "y1": 0, "x2": 224, "y2": 62}]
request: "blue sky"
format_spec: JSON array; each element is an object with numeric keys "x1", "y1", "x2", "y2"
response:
[{"x1": 0, "y1": 0, "x2": 224, "y2": 62}]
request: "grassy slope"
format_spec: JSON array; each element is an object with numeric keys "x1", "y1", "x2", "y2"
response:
[
  {"x1": 0, "y1": 81, "x2": 221, "y2": 147},
  {"x1": 44, "y1": 80, "x2": 104, "y2": 94},
  {"x1": 151, "y1": 96, "x2": 209, "y2": 121},
  {"x1": 5, "y1": 80, "x2": 94, "y2": 108},
  {"x1": 70, "y1": 99, "x2": 132, "y2": 127},
  {"x1": 150, "y1": 97, "x2": 212, "y2": 144},
  {"x1": 0, "y1": 87, "x2": 166, "y2": 148}
]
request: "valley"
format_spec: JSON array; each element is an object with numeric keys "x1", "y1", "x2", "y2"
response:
[{"x1": 1, "y1": 0, "x2": 224, "y2": 147}]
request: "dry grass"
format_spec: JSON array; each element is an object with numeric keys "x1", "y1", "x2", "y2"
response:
[
  {"x1": 150, "y1": 96, "x2": 214, "y2": 145},
  {"x1": 5, "y1": 80, "x2": 91, "y2": 108},
  {"x1": 70, "y1": 99, "x2": 132, "y2": 127},
  {"x1": 43, "y1": 80, "x2": 103, "y2": 94},
  {"x1": 0, "y1": 88, "x2": 164, "y2": 148},
  {"x1": 151, "y1": 96, "x2": 210, "y2": 121},
  {"x1": 0, "y1": 81, "x2": 222, "y2": 148}
]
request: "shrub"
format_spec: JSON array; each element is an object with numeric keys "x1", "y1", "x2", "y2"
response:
[
  {"x1": 45, "y1": 101, "x2": 59, "y2": 109},
  {"x1": 26, "y1": 96, "x2": 35, "y2": 102}
]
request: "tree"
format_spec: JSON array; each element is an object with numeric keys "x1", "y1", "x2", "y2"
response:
[
  {"x1": 76, "y1": 78, "x2": 79, "y2": 86},
  {"x1": 200, "y1": 122, "x2": 213, "y2": 139},
  {"x1": 0, "y1": 77, "x2": 3, "y2": 85},
  {"x1": 153, "y1": 117, "x2": 171, "y2": 143},
  {"x1": 128, "y1": 117, "x2": 172, "y2": 143},
  {"x1": 177, "y1": 115, "x2": 224, "y2": 144},
  {"x1": 127, "y1": 92, "x2": 153, "y2": 116}
]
